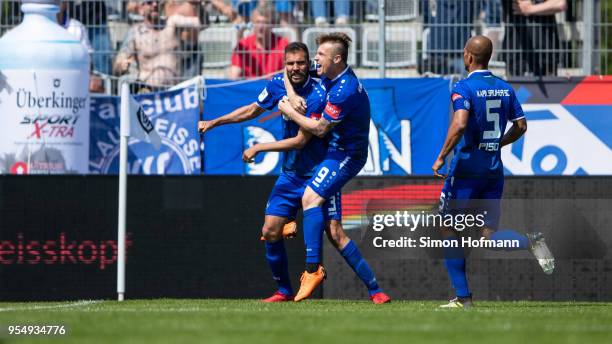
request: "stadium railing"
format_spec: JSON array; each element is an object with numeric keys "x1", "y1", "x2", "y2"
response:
[{"x1": 1, "y1": 0, "x2": 610, "y2": 95}]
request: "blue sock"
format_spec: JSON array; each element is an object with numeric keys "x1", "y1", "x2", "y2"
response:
[
  {"x1": 303, "y1": 207, "x2": 325, "y2": 264},
  {"x1": 340, "y1": 240, "x2": 382, "y2": 296},
  {"x1": 265, "y1": 240, "x2": 293, "y2": 296},
  {"x1": 443, "y1": 237, "x2": 470, "y2": 298},
  {"x1": 490, "y1": 229, "x2": 529, "y2": 251}
]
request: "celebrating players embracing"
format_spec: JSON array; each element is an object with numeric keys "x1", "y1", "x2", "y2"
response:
[
  {"x1": 199, "y1": 42, "x2": 389, "y2": 304},
  {"x1": 279, "y1": 33, "x2": 385, "y2": 302}
]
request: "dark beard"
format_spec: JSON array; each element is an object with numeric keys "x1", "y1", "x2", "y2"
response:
[{"x1": 289, "y1": 71, "x2": 308, "y2": 87}]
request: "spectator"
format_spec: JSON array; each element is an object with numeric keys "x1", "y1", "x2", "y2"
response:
[
  {"x1": 232, "y1": 0, "x2": 258, "y2": 22},
  {"x1": 421, "y1": 0, "x2": 480, "y2": 75},
  {"x1": 89, "y1": 73, "x2": 107, "y2": 94},
  {"x1": 228, "y1": 3, "x2": 288, "y2": 79},
  {"x1": 311, "y1": 0, "x2": 349, "y2": 26},
  {"x1": 126, "y1": 0, "x2": 140, "y2": 17},
  {"x1": 502, "y1": 0, "x2": 567, "y2": 76},
  {"x1": 165, "y1": 0, "x2": 200, "y2": 17},
  {"x1": 72, "y1": 0, "x2": 112, "y2": 75},
  {"x1": 206, "y1": 0, "x2": 240, "y2": 22},
  {"x1": 275, "y1": 0, "x2": 296, "y2": 26},
  {"x1": 226, "y1": 0, "x2": 296, "y2": 27},
  {"x1": 113, "y1": 0, "x2": 200, "y2": 88},
  {"x1": 482, "y1": 0, "x2": 503, "y2": 63},
  {"x1": 165, "y1": 0, "x2": 202, "y2": 79},
  {"x1": 57, "y1": 1, "x2": 108, "y2": 94},
  {"x1": 57, "y1": 1, "x2": 93, "y2": 54}
]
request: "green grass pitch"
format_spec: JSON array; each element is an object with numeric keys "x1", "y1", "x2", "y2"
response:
[{"x1": 0, "y1": 299, "x2": 611, "y2": 344}]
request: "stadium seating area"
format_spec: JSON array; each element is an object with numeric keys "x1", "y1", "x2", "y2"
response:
[{"x1": 0, "y1": 0, "x2": 597, "y2": 93}]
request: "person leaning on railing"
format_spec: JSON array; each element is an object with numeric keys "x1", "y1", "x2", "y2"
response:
[
  {"x1": 421, "y1": 0, "x2": 480, "y2": 76},
  {"x1": 164, "y1": 0, "x2": 204, "y2": 81},
  {"x1": 113, "y1": 0, "x2": 200, "y2": 88},
  {"x1": 502, "y1": 0, "x2": 567, "y2": 76}
]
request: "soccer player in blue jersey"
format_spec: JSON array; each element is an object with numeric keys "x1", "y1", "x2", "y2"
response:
[
  {"x1": 432, "y1": 35, "x2": 555, "y2": 308},
  {"x1": 198, "y1": 42, "x2": 389, "y2": 303},
  {"x1": 278, "y1": 33, "x2": 383, "y2": 302}
]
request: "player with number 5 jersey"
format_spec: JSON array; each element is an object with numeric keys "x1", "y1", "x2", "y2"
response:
[
  {"x1": 446, "y1": 70, "x2": 524, "y2": 178},
  {"x1": 432, "y1": 36, "x2": 555, "y2": 309}
]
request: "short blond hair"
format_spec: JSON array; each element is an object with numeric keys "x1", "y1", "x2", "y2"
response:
[{"x1": 316, "y1": 32, "x2": 352, "y2": 63}]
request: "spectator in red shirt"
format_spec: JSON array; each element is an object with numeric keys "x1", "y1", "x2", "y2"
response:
[{"x1": 228, "y1": 4, "x2": 288, "y2": 79}]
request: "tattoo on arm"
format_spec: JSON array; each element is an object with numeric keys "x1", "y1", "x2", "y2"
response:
[{"x1": 312, "y1": 117, "x2": 336, "y2": 138}]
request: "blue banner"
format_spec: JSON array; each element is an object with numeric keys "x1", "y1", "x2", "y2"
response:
[
  {"x1": 86, "y1": 77, "x2": 612, "y2": 176},
  {"x1": 89, "y1": 86, "x2": 201, "y2": 174},
  {"x1": 203, "y1": 78, "x2": 450, "y2": 175},
  {"x1": 503, "y1": 77, "x2": 612, "y2": 175}
]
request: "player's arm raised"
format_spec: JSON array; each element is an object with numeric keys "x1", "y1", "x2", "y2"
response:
[
  {"x1": 198, "y1": 103, "x2": 265, "y2": 133},
  {"x1": 432, "y1": 109, "x2": 469, "y2": 178},
  {"x1": 243, "y1": 128, "x2": 313, "y2": 162},
  {"x1": 278, "y1": 98, "x2": 336, "y2": 138}
]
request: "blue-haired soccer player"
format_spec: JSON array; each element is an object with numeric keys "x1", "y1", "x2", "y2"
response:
[
  {"x1": 198, "y1": 42, "x2": 389, "y2": 303},
  {"x1": 278, "y1": 33, "x2": 387, "y2": 303},
  {"x1": 432, "y1": 35, "x2": 555, "y2": 308}
]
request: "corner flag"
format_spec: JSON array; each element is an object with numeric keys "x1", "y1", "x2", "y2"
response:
[
  {"x1": 122, "y1": 86, "x2": 162, "y2": 149},
  {"x1": 117, "y1": 82, "x2": 162, "y2": 301}
]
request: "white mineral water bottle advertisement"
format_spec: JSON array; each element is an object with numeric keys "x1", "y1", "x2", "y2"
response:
[{"x1": 0, "y1": 69, "x2": 90, "y2": 174}]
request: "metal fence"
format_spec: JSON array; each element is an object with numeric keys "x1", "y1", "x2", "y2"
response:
[{"x1": 1, "y1": 0, "x2": 610, "y2": 94}]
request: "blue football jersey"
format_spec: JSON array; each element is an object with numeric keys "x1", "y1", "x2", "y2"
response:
[
  {"x1": 321, "y1": 67, "x2": 371, "y2": 157},
  {"x1": 256, "y1": 74, "x2": 327, "y2": 176},
  {"x1": 448, "y1": 70, "x2": 525, "y2": 178}
]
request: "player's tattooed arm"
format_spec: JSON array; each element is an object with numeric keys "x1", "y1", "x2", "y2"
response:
[
  {"x1": 283, "y1": 69, "x2": 307, "y2": 114},
  {"x1": 243, "y1": 129, "x2": 313, "y2": 162},
  {"x1": 432, "y1": 109, "x2": 469, "y2": 178},
  {"x1": 278, "y1": 99, "x2": 336, "y2": 138},
  {"x1": 500, "y1": 118, "x2": 527, "y2": 147},
  {"x1": 198, "y1": 102, "x2": 265, "y2": 133}
]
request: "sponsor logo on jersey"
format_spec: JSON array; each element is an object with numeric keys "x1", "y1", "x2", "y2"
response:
[
  {"x1": 451, "y1": 93, "x2": 463, "y2": 101},
  {"x1": 324, "y1": 102, "x2": 341, "y2": 119}
]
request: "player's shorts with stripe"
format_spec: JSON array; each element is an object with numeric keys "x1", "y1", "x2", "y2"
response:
[
  {"x1": 439, "y1": 176, "x2": 504, "y2": 230},
  {"x1": 308, "y1": 150, "x2": 367, "y2": 200},
  {"x1": 266, "y1": 172, "x2": 342, "y2": 221}
]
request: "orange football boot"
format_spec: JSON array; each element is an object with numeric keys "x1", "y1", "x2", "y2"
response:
[
  {"x1": 370, "y1": 292, "x2": 391, "y2": 304},
  {"x1": 293, "y1": 265, "x2": 326, "y2": 302},
  {"x1": 281, "y1": 221, "x2": 297, "y2": 238},
  {"x1": 260, "y1": 221, "x2": 298, "y2": 241}
]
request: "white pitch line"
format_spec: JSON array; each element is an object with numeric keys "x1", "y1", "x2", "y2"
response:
[{"x1": 0, "y1": 300, "x2": 101, "y2": 312}]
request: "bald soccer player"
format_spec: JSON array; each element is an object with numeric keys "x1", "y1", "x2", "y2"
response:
[{"x1": 432, "y1": 36, "x2": 555, "y2": 308}]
